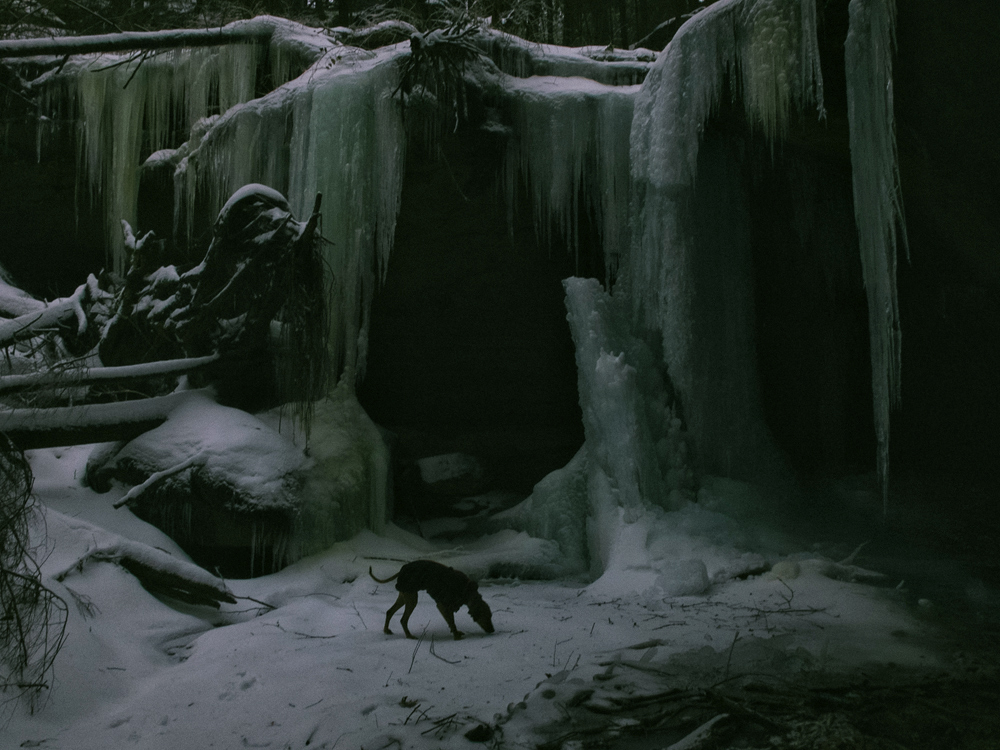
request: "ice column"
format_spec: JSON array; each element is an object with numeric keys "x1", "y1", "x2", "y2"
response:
[{"x1": 845, "y1": 0, "x2": 906, "y2": 511}]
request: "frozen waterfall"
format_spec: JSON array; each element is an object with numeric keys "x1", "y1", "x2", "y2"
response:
[{"x1": 626, "y1": 0, "x2": 825, "y2": 480}]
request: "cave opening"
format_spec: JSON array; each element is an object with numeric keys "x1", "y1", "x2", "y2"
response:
[{"x1": 357, "y1": 125, "x2": 602, "y2": 526}]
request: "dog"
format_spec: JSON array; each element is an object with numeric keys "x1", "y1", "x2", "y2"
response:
[{"x1": 369, "y1": 560, "x2": 494, "y2": 640}]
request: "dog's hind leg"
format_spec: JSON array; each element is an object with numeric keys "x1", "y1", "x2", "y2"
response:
[
  {"x1": 398, "y1": 592, "x2": 419, "y2": 639},
  {"x1": 384, "y1": 592, "x2": 408, "y2": 635},
  {"x1": 437, "y1": 603, "x2": 464, "y2": 640}
]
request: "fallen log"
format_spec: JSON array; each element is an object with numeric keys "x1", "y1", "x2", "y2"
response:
[
  {"x1": 0, "y1": 283, "x2": 88, "y2": 347},
  {"x1": 0, "y1": 354, "x2": 220, "y2": 395},
  {"x1": 0, "y1": 389, "x2": 210, "y2": 450},
  {"x1": 55, "y1": 538, "x2": 237, "y2": 608}
]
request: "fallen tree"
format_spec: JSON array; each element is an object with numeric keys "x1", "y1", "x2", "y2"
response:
[{"x1": 0, "y1": 185, "x2": 329, "y2": 450}]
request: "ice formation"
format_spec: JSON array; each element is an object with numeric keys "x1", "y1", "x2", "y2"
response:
[
  {"x1": 502, "y1": 76, "x2": 635, "y2": 275},
  {"x1": 277, "y1": 379, "x2": 391, "y2": 561},
  {"x1": 845, "y1": 0, "x2": 907, "y2": 510},
  {"x1": 177, "y1": 45, "x2": 407, "y2": 382},
  {"x1": 625, "y1": 0, "x2": 824, "y2": 479},
  {"x1": 34, "y1": 18, "x2": 327, "y2": 271},
  {"x1": 16, "y1": 2, "x2": 908, "y2": 577}
]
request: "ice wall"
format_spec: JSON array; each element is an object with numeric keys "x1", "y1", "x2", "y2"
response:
[
  {"x1": 845, "y1": 0, "x2": 906, "y2": 510},
  {"x1": 503, "y1": 76, "x2": 635, "y2": 276},
  {"x1": 33, "y1": 17, "x2": 329, "y2": 272},
  {"x1": 625, "y1": 0, "x2": 824, "y2": 480}
]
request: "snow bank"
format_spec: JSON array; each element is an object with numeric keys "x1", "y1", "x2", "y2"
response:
[{"x1": 92, "y1": 390, "x2": 306, "y2": 513}]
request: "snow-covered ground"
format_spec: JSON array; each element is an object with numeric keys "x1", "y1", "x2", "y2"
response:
[{"x1": 4, "y1": 444, "x2": 966, "y2": 750}]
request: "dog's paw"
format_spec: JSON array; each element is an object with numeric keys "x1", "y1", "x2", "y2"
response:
[
  {"x1": 383, "y1": 628, "x2": 393, "y2": 635},
  {"x1": 453, "y1": 632, "x2": 464, "y2": 640}
]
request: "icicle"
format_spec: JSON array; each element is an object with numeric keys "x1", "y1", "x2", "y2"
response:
[
  {"x1": 845, "y1": 0, "x2": 906, "y2": 513},
  {"x1": 290, "y1": 57, "x2": 406, "y2": 384},
  {"x1": 503, "y1": 76, "x2": 635, "y2": 277},
  {"x1": 180, "y1": 49, "x2": 408, "y2": 386},
  {"x1": 626, "y1": 0, "x2": 824, "y2": 479},
  {"x1": 44, "y1": 43, "x2": 268, "y2": 271}
]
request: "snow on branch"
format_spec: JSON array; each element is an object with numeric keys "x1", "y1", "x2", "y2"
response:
[
  {"x1": 54, "y1": 538, "x2": 237, "y2": 609},
  {"x1": 112, "y1": 451, "x2": 206, "y2": 509},
  {"x1": 0, "y1": 389, "x2": 211, "y2": 450},
  {"x1": 0, "y1": 282, "x2": 89, "y2": 347}
]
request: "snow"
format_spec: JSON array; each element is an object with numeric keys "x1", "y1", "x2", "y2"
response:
[
  {"x1": 5, "y1": 442, "x2": 946, "y2": 749},
  {"x1": 95, "y1": 390, "x2": 307, "y2": 514},
  {"x1": 476, "y1": 29, "x2": 654, "y2": 85}
]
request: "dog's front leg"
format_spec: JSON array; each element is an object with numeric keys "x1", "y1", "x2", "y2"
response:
[{"x1": 437, "y1": 603, "x2": 464, "y2": 640}]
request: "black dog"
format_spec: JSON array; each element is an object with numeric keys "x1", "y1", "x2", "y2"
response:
[{"x1": 369, "y1": 560, "x2": 494, "y2": 640}]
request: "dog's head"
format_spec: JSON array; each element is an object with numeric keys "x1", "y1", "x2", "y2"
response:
[{"x1": 466, "y1": 592, "x2": 494, "y2": 634}]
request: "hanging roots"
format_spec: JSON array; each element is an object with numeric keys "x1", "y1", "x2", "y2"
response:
[
  {"x1": 396, "y1": 21, "x2": 484, "y2": 151},
  {"x1": 0, "y1": 434, "x2": 67, "y2": 724}
]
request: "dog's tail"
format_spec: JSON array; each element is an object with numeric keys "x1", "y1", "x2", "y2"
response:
[{"x1": 369, "y1": 566, "x2": 399, "y2": 584}]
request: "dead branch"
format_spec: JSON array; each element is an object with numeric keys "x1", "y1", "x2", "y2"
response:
[{"x1": 112, "y1": 451, "x2": 207, "y2": 509}]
